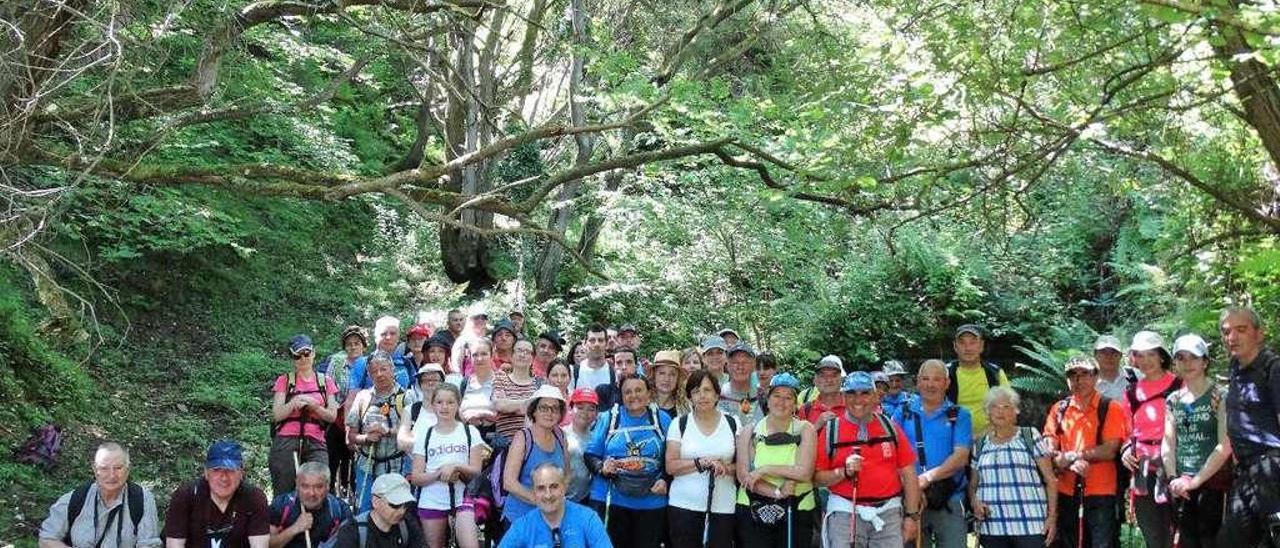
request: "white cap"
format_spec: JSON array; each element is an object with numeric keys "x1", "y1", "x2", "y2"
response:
[
  {"x1": 526, "y1": 385, "x2": 567, "y2": 416},
  {"x1": 1130, "y1": 331, "x2": 1166, "y2": 353},
  {"x1": 371, "y1": 473, "x2": 415, "y2": 505},
  {"x1": 1093, "y1": 335, "x2": 1124, "y2": 353},
  {"x1": 816, "y1": 355, "x2": 845, "y2": 376},
  {"x1": 1172, "y1": 334, "x2": 1209, "y2": 358}
]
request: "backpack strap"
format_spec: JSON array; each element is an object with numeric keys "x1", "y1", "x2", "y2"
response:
[
  {"x1": 571, "y1": 363, "x2": 580, "y2": 389},
  {"x1": 1097, "y1": 396, "x2": 1111, "y2": 447},
  {"x1": 824, "y1": 417, "x2": 840, "y2": 461},
  {"x1": 945, "y1": 362, "x2": 959, "y2": 404},
  {"x1": 678, "y1": 415, "x2": 689, "y2": 439},
  {"x1": 983, "y1": 363, "x2": 1000, "y2": 390},
  {"x1": 126, "y1": 482, "x2": 144, "y2": 531},
  {"x1": 62, "y1": 481, "x2": 95, "y2": 545},
  {"x1": 276, "y1": 493, "x2": 300, "y2": 528}
]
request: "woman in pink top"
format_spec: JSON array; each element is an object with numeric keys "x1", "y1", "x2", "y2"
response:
[
  {"x1": 1121, "y1": 330, "x2": 1181, "y2": 548},
  {"x1": 269, "y1": 334, "x2": 340, "y2": 495}
]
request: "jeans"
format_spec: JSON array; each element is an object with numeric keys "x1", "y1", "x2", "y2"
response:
[
  {"x1": 1217, "y1": 451, "x2": 1280, "y2": 548},
  {"x1": 919, "y1": 498, "x2": 967, "y2": 548},
  {"x1": 1057, "y1": 494, "x2": 1117, "y2": 548}
]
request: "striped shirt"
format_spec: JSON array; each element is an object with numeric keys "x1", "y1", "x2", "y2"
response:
[
  {"x1": 491, "y1": 371, "x2": 541, "y2": 442},
  {"x1": 972, "y1": 429, "x2": 1048, "y2": 537}
]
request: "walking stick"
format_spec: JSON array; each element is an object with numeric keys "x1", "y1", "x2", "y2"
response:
[
  {"x1": 292, "y1": 453, "x2": 313, "y2": 548},
  {"x1": 604, "y1": 478, "x2": 614, "y2": 529},
  {"x1": 1172, "y1": 497, "x2": 1184, "y2": 548},
  {"x1": 702, "y1": 467, "x2": 715, "y2": 545},
  {"x1": 1076, "y1": 476, "x2": 1085, "y2": 548},
  {"x1": 786, "y1": 499, "x2": 793, "y2": 548},
  {"x1": 850, "y1": 471, "x2": 860, "y2": 547}
]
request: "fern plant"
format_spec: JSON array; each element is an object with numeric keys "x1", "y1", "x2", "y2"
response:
[{"x1": 1010, "y1": 338, "x2": 1070, "y2": 397}]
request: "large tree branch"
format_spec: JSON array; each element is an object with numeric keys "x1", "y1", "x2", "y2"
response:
[{"x1": 1139, "y1": 0, "x2": 1280, "y2": 37}]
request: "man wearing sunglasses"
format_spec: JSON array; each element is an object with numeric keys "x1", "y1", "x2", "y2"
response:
[
  {"x1": 1042, "y1": 356, "x2": 1128, "y2": 548},
  {"x1": 330, "y1": 473, "x2": 424, "y2": 548},
  {"x1": 269, "y1": 335, "x2": 341, "y2": 495}
]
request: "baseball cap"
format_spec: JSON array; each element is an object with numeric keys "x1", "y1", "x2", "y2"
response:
[
  {"x1": 1130, "y1": 331, "x2": 1166, "y2": 353},
  {"x1": 205, "y1": 440, "x2": 244, "y2": 470},
  {"x1": 489, "y1": 319, "x2": 517, "y2": 337},
  {"x1": 871, "y1": 371, "x2": 889, "y2": 386},
  {"x1": 407, "y1": 324, "x2": 431, "y2": 338},
  {"x1": 768, "y1": 372, "x2": 801, "y2": 395},
  {"x1": 1063, "y1": 355, "x2": 1099, "y2": 372},
  {"x1": 718, "y1": 328, "x2": 740, "y2": 339},
  {"x1": 1093, "y1": 335, "x2": 1124, "y2": 353},
  {"x1": 841, "y1": 371, "x2": 875, "y2": 393},
  {"x1": 727, "y1": 342, "x2": 756, "y2": 358},
  {"x1": 341, "y1": 325, "x2": 368, "y2": 346},
  {"x1": 1172, "y1": 334, "x2": 1209, "y2": 358},
  {"x1": 425, "y1": 333, "x2": 453, "y2": 351},
  {"x1": 955, "y1": 324, "x2": 984, "y2": 339},
  {"x1": 537, "y1": 331, "x2": 565, "y2": 352},
  {"x1": 416, "y1": 363, "x2": 446, "y2": 379},
  {"x1": 700, "y1": 336, "x2": 728, "y2": 353},
  {"x1": 371, "y1": 473, "x2": 415, "y2": 505},
  {"x1": 882, "y1": 360, "x2": 908, "y2": 377},
  {"x1": 288, "y1": 334, "x2": 314, "y2": 356},
  {"x1": 816, "y1": 355, "x2": 844, "y2": 375},
  {"x1": 569, "y1": 387, "x2": 599, "y2": 406},
  {"x1": 618, "y1": 324, "x2": 639, "y2": 335}
]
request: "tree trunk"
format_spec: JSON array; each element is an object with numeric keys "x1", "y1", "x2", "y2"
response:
[
  {"x1": 439, "y1": 20, "x2": 495, "y2": 291},
  {"x1": 1216, "y1": 2, "x2": 1280, "y2": 175},
  {"x1": 535, "y1": 0, "x2": 594, "y2": 301}
]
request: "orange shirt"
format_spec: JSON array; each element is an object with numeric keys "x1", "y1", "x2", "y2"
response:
[
  {"x1": 1042, "y1": 392, "x2": 1130, "y2": 496},
  {"x1": 815, "y1": 414, "x2": 915, "y2": 502}
]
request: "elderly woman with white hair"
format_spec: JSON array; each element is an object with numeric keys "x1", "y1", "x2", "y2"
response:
[
  {"x1": 348, "y1": 316, "x2": 415, "y2": 391},
  {"x1": 968, "y1": 386, "x2": 1058, "y2": 548}
]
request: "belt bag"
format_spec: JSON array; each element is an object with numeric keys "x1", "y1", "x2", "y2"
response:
[
  {"x1": 745, "y1": 489, "x2": 794, "y2": 526},
  {"x1": 614, "y1": 470, "x2": 659, "y2": 497},
  {"x1": 923, "y1": 476, "x2": 958, "y2": 510}
]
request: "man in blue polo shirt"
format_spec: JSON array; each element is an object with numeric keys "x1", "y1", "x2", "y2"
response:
[
  {"x1": 500, "y1": 464, "x2": 612, "y2": 548},
  {"x1": 892, "y1": 359, "x2": 972, "y2": 548}
]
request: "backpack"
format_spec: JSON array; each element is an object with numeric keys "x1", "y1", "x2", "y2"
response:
[
  {"x1": 421, "y1": 424, "x2": 474, "y2": 506},
  {"x1": 13, "y1": 424, "x2": 62, "y2": 471},
  {"x1": 823, "y1": 412, "x2": 900, "y2": 461},
  {"x1": 61, "y1": 481, "x2": 145, "y2": 545},
  {"x1": 273, "y1": 372, "x2": 332, "y2": 436},
  {"x1": 945, "y1": 361, "x2": 1002, "y2": 404},
  {"x1": 1054, "y1": 395, "x2": 1113, "y2": 447},
  {"x1": 1125, "y1": 375, "x2": 1183, "y2": 424},
  {"x1": 318, "y1": 511, "x2": 407, "y2": 548},
  {"x1": 675, "y1": 414, "x2": 739, "y2": 464},
  {"x1": 275, "y1": 493, "x2": 347, "y2": 541},
  {"x1": 356, "y1": 389, "x2": 408, "y2": 462}
]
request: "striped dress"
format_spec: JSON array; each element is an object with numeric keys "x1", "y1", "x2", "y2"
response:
[{"x1": 972, "y1": 428, "x2": 1049, "y2": 537}]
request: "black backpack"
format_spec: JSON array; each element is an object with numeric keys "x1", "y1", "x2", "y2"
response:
[
  {"x1": 62, "y1": 481, "x2": 145, "y2": 545},
  {"x1": 945, "y1": 361, "x2": 1002, "y2": 404}
]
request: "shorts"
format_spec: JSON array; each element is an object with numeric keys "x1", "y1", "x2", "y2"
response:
[{"x1": 418, "y1": 505, "x2": 474, "y2": 519}]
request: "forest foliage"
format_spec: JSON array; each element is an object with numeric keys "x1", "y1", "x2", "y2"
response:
[{"x1": 4, "y1": 0, "x2": 1280, "y2": 542}]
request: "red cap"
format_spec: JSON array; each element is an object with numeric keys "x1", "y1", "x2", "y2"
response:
[
  {"x1": 408, "y1": 324, "x2": 431, "y2": 338},
  {"x1": 569, "y1": 388, "x2": 599, "y2": 406}
]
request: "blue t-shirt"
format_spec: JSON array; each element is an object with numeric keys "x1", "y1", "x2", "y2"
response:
[
  {"x1": 497, "y1": 501, "x2": 612, "y2": 548},
  {"x1": 586, "y1": 407, "x2": 671, "y2": 510},
  {"x1": 502, "y1": 430, "x2": 567, "y2": 523},
  {"x1": 893, "y1": 398, "x2": 973, "y2": 499},
  {"x1": 881, "y1": 392, "x2": 916, "y2": 419},
  {"x1": 348, "y1": 352, "x2": 414, "y2": 391},
  {"x1": 267, "y1": 493, "x2": 351, "y2": 548}
]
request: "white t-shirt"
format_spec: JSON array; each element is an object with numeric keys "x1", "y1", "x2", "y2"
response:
[
  {"x1": 410, "y1": 405, "x2": 439, "y2": 441},
  {"x1": 666, "y1": 413, "x2": 738, "y2": 514},
  {"x1": 412, "y1": 422, "x2": 485, "y2": 510},
  {"x1": 571, "y1": 361, "x2": 613, "y2": 392}
]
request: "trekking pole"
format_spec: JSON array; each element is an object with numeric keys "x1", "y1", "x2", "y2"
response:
[
  {"x1": 604, "y1": 478, "x2": 614, "y2": 529},
  {"x1": 849, "y1": 471, "x2": 860, "y2": 547},
  {"x1": 786, "y1": 498, "x2": 793, "y2": 548},
  {"x1": 292, "y1": 453, "x2": 313, "y2": 548},
  {"x1": 448, "y1": 474, "x2": 458, "y2": 548},
  {"x1": 1171, "y1": 497, "x2": 1183, "y2": 548},
  {"x1": 701, "y1": 466, "x2": 715, "y2": 545},
  {"x1": 1075, "y1": 476, "x2": 1085, "y2": 548}
]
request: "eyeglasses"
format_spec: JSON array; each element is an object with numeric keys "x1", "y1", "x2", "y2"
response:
[{"x1": 536, "y1": 404, "x2": 562, "y2": 413}]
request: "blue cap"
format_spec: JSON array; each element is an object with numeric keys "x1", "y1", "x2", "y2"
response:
[
  {"x1": 489, "y1": 319, "x2": 517, "y2": 337},
  {"x1": 727, "y1": 342, "x2": 756, "y2": 358},
  {"x1": 768, "y1": 372, "x2": 801, "y2": 395},
  {"x1": 288, "y1": 334, "x2": 314, "y2": 356},
  {"x1": 841, "y1": 371, "x2": 875, "y2": 393},
  {"x1": 205, "y1": 440, "x2": 244, "y2": 470}
]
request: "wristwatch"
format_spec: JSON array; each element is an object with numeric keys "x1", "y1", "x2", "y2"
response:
[{"x1": 904, "y1": 511, "x2": 921, "y2": 520}]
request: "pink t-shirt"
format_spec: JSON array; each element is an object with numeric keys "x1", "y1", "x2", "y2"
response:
[
  {"x1": 1123, "y1": 373, "x2": 1178, "y2": 459},
  {"x1": 273, "y1": 373, "x2": 339, "y2": 442}
]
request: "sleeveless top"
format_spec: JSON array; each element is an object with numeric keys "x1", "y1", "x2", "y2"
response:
[
  {"x1": 1168, "y1": 385, "x2": 1223, "y2": 476},
  {"x1": 500, "y1": 429, "x2": 565, "y2": 522},
  {"x1": 736, "y1": 418, "x2": 815, "y2": 510}
]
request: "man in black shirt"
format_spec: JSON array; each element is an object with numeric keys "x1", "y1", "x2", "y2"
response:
[
  {"x1": 330, "y1": 474, "x2": 423, "y2": 548},
  {"x1": 1218, "y1": 306, "x2": 1280, "y2": 548}
]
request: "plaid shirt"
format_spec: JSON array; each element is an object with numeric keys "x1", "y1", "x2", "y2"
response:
[{"x1": 972, "y1": 429, "x2": 1049, "y2": 537}]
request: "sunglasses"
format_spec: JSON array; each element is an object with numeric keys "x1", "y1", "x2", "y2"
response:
[{"x1": 293, "y1": 349, "x2": 313, "y2": 358}]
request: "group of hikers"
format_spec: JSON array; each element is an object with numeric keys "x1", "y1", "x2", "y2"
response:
[{"x1": 36, "y1": 306, "x2": 1280, "y2": 548}]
